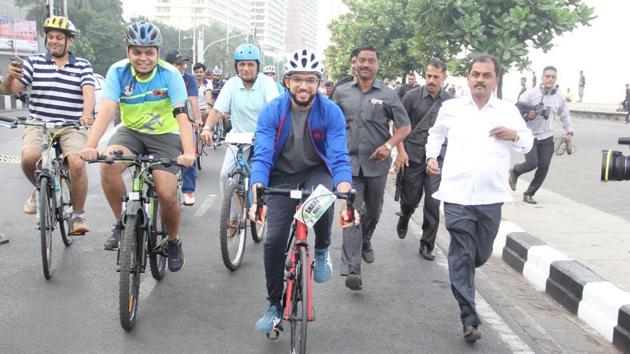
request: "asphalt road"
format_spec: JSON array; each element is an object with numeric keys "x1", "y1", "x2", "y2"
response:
[{"x1": 0, "y1": 118, "x2": 616, "y2": 353}]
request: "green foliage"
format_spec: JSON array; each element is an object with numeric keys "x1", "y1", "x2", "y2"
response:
[{"x1": 327, "y1": 0, "x2": 595, "y2": 96}]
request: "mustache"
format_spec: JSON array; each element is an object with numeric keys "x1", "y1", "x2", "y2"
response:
[{"x1": 474, "y1": 82, "x2": 486, "y2": 88}]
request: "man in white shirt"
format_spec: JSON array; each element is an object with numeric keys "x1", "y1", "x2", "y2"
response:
[{"x1": 426, "y1": 54, "x2": 533, "y2": 343}]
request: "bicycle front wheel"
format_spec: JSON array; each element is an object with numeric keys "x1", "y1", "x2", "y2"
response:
[
  {"x1": 58, "y1": 173, "x2": 73, "y2": 246},
  {"x1": 219, "y1": 180, "x2": 247, "y2": 270},
  {"x1": 290, "y1": 246, "x2": 309, "y2": 354},
  {"x1": 196, "y1": 130, "x2": 204, "y2": 170},
  {"x1": 119, "y1": 215, "x2": 142, "y2": 331},
  {"x1": 38, "y1": 177, "x2": 55, "y2": 280},
  {"x1": 149, "y1": 200, "x2": 167, "y2": 280}
]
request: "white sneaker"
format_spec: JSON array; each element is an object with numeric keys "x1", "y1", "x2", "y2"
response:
[
  {"x1": 183, "y1": 192, "x2": 195, "y2": 206},
  {"x1": 23, "y1": 190, "x2": 37, "y2": 214}
]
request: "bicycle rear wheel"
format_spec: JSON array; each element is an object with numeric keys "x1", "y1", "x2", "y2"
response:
[
  {"x1": 119, "y1": 215, "x2": 142, "y2": 331},
  {"x1": 219, "y1": 180, "x2": 247, "y2": 270},
  {"x1": 290, "y1": 246, "x2": 308, "y2": 354},
  {"x1": 149, "y1": 200, "x2": 167, "y2": 280},
  {"x1": 58, "y1": 173, "x2": 73, "y2": 246},
  {"x1": 38, "y1": 177, "x2": 55, "y2": 280}
]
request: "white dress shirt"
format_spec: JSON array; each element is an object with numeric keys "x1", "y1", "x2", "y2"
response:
[{"x1": 426, "y1": 96, "x2": 533, "y2": 205}]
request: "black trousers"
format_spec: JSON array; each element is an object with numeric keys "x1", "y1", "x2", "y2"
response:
[
  {"x1": 444, "y1": 202, "x2": 502, "y2": 327},
  {"x1": 398, "y1": 159, "x2": 441, "y2": 250},
  {"x1": 512, "y1": 136, "x2": 554, "y2": 196}
]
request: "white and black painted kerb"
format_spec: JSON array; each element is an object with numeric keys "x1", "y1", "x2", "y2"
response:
[{"x1": 501, "y1": 231, "x2": 630, "y2": 353}]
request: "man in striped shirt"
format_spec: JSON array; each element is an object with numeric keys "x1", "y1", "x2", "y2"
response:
[{"x1": 2, "y1": 16, "x2": 95, "y2": 234}]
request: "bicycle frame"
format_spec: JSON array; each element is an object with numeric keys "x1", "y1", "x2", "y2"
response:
[{"x1": 284, "y1": 218, "x2": 314, "y2": 321}]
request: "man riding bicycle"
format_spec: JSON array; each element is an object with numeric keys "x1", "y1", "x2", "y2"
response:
[
  {"x1": 200, "y1": 43, "x2": 280, "y2": 196},
  {"x1": 248, "y1": 48, "x2": 358, "y2": 334},
  {"x1": 2, "y1": 16, "x2": 95, "y2": 235},
  {"x1": 80, "y1": 21, "x2": 195, "y2": 272}
]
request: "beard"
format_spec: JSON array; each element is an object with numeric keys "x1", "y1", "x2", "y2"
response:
[{"x1": 290, "y1": 90, "x2": 315, "y2": 107}]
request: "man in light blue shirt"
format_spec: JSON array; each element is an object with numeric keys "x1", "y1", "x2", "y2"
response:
[{"x1": 201, "y1": 43, "x2": 279, "y2": 194}]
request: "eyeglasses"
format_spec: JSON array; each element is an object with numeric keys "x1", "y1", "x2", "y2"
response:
[{"x1": 289, "y1": 76, "x2": 319, "y2": 87}]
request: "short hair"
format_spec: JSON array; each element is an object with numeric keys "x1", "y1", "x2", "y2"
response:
[
  {"x1": 193, "y1": 63, "x2": 206, "y2": 71},
  {"x1": 543, "y1": 66, "x2": 557, "y2": 74},
  {"x1": 324, "y1": 80, "x2": 334, "y2": 87},
  {"x1": 469, "y1": 54, "x2": 500, "y2": 76},
  {"x1": 355, "y1": 45, "x2": 379, "y2": 59},
  {"x1": 426, "y1": 58, "x2": 447, "y2": 73},
  {"x1": 349, "y1": 48, "x2": 359, "y2": 61}
]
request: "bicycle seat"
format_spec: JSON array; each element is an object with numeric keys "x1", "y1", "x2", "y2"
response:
[{"x1": 225, "y1": 132, "x2": 254, "y2": 145}]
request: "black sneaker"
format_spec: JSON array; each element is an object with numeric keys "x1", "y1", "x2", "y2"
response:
[
  {"x1": 168, "y1": 239, "x2": 185, "y2": 272},
  {"x1": 104, "y1": 222, "x2": 123, "y2": 251}
]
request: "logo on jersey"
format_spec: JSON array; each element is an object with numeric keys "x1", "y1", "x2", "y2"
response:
[{"x1": 123, "y1": 84, "x2": 134, "y2": 97}]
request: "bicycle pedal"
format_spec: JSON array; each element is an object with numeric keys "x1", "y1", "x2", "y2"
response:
[
  {"x1": 69, "y1": 232, "x2": 86, "y2": 236},
  {"x1": 265, "y1": 326, "x2": 283, "y2": 340}
]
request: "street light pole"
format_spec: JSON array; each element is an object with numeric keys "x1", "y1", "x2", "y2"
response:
[{"x1": 201, "y1": 33, "x2": 247, "y2": 59}]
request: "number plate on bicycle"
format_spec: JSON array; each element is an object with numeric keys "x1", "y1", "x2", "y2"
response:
[
  {"x1": 293, "y1": 184, "x2": 336, "y2": 228},
  {"x1": 129, "y1": 192, "x2": 140, "y2": 201},
  {"x1": 225, "y1": 132, "x2": 254, "y2": 144}
]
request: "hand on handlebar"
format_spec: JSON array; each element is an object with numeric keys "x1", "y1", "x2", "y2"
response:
[
  {"x1": 200, "y1": 129, "x2": 214, "y2": 145},
  {"x1": 177, "y1": 153, "x2": 196, "y2": 167},
  {"x1": 80, "y1": 147, "x2": 99, "y2": 161}
]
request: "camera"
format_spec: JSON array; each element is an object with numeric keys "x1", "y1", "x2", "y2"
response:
[
  {"x1": 601, "y1": 138, "x2": 630, "y2": 181},
  {"x1": 515, "y1": 102, "x2": 550, "y2": 121}
]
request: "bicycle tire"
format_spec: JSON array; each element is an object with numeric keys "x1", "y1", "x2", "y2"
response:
[
  {"x1": 196, "y1": 129, "x2": 203, "y2": 170},
  {"x1": 149, "y1": 199, "x2": 167, "y2": 280},
  {"x1": 58, "y1": 173, "x2": 73, "y2": 246},
  {"x1": 290, "y1": 246, "x2": 308, "y2": 354},
  {"x1": 39, "y1": 177, "x2": 54, "y2": 280},
  {"x1": 219, "y1": 180, "x2": 247, "y2": 270},
  {"x1": 119, "y1": 214, "x2": 141, "y2": 331}
]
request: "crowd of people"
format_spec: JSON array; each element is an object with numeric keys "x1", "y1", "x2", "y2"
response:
[{"x1": 2, "y1": 15, "x2": 579, "y2": 344}]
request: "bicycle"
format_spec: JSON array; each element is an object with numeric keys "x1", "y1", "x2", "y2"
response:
[
  {"x1": 88, "y1": 151, "x2": 181, "y2": 331},
  {"x1": 0, "y1": 115, "x2": 82, "y2": 280},
  {"x1": 195, "y1": 124, "x2": 207, "y2": 170},
  {"x1": 211, "y1": 115, "x2": 225, "y2": 150},
  {"x1": 554, "y1": 135, "x2": 577, "y2": 156},
  {"x1": 219, "y1": 132, "x2": 266, "y2": 270},
  {"x1": 255, "y1": 185, "x2": 355, "y2": 354}
]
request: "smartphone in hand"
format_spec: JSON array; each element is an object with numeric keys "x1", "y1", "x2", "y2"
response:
[{"x1": 10, "y1": 56, "x2": 23, "y2": 68}]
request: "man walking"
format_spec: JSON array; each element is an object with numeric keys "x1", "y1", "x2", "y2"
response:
[
  {"x1": 333, "y1": 46, "x2": 410, "y2": 290},
  {"x1": 509, "y1": 66, "x2": 573, "y2": 204},
  {"x1": 395, "y1": 58, "x2": 453, "y2": 261},
  {"x1": 426, "y1": 54, "x2": 533, "y2": 342},
  {"x1": 397, "y1": 72, "x2": 418, "y2": 99}
]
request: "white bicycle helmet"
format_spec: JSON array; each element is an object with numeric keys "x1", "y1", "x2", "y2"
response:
[
  {"x1": 263, "y1": 65, "x2": 275, "y2": 74},
  {"x1": 211, "y1": 66, "x2": 223, "y2": 76},
  {"x1": 284, "y1": 49, "x2": 325, "y2": 76}
]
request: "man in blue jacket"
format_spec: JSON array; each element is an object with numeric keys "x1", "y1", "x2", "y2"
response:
[{"x1": 249, "y1": 49, "x2": 359, "y2": 334}]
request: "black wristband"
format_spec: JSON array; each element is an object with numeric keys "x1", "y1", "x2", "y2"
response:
[{"x1": 173, "y1": 106, "x2": 187, "y2": 117}]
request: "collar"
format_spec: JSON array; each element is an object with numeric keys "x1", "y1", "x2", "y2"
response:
[
  {"x1": 351, "y1": 78, "x2": 380, "y2": 89},
  {"x1": 422, "y1": 86, "x2": 448, "y2": 100},
  {"x1": 44, "y1": 51, "x2": 76, "y2": 65},
  {"x1": 466, "y1": 95, "x2": 499, "y2": 109},
  {"x1": 130, "y1": 62, "x2": 158, "y2": 83},
  {"x1": 236, "y1": 73, "x2": 261, "y2": 90}
]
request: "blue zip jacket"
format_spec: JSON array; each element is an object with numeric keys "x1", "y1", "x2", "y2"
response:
[{"x1": 250, "y1": 91, "x2": 352, "y2": 188}]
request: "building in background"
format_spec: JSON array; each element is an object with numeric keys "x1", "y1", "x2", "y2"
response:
[
  {"x1": 286, "y1": 0, "x2": 318, "y2": 53},
  {"x1": 251, "y1": 0, "x2": 286, "y2": 61}
]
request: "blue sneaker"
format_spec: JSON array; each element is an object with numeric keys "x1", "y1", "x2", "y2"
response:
[
  {"x1": 255, "y1": 305, "x2": 282, "y2": 333},
  {"x1": 313, "y1": 248, "x2": 332, "y2": 283}
]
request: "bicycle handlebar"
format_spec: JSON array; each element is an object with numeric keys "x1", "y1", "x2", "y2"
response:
[
  {"x1": 0, "y1": 115, "x2": 84, "y2": 129},
  {"x1": 86, "y1": 151, "x2": 182, "y2": 168},
  {"x1": 255, "y1": 186, "x2": 356, "y2": 224}
]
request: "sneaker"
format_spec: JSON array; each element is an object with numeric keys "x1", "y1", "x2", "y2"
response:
[
  {"x1": 23, "y1": 190, "x2": 37, "y2": 214},
  {"x1": 345, "y1": 274, "x2": 362, "y2": 291},
  {"x1": 183, "y1": 192, "x2": 195, "y2": 206},
  {"x1": 362, "y1": 241, "x2": 374, "y2": 264},
  {"x1": 71, "y1": 215, "x2": 90, "y2": 234},
  {"x1": 313, "y1": 248, "x2": 332, "y2": 283},
  {"x1": 168, "y1": 238, "x2": 185, "y2": 272},
  {"x1": 104, "y1": 222, "x2": 123, "y2": 251},
  {"x1": 255, "y1": 305, "x2": 282, "y2": 333}
]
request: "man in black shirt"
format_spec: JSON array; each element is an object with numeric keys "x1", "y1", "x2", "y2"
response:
[
  {"x1": 397, "y1": 72, "x2": 418, "y2": 99},
  {"x1": 395, "y1": 58, "x2": 453, "y2": 260}
]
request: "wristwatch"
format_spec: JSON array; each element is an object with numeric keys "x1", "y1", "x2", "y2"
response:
[
  {"x1": 384, "y1": 142, "x2": 393, "y2": 151},
  {"x1": 202, "y1": 126, "x2": 211, "y2": 131}
]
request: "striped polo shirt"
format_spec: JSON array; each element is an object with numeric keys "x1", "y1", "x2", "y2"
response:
[{"x1": 19, "y1": 52, "x2": 95, "y2": 122}]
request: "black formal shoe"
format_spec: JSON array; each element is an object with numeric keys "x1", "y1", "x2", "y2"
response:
[
  {"x1": 508, "y1": 169, "x2": 518, "y2": 191},
  {"x1": 419, "y1": 244, "x2": 435, "y2": 261},
  {"x1": 463, "y1": 325, "x2": 481, "y2": 343},
  {"x1": 345, "y1": 274, "x2": 362, "y2": 291},
  {"x1": 523, "y1": 195, "x2": 538, "y2": 204},
  {"x1": 362, "y1": 242, "x2": 374, "y2": 264},
  {"x1": 396, "y1": 212, "x2": 410, "y2": 239}
]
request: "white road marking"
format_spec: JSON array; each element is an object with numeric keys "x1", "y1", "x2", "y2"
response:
[
  {"x1": 140, "y1": 277, "x2": 157, "y2": 302},
  {"x1": 418, "y1": 219, "x2": 534, "y2": 353},
  {"x1": 193, "y1": 193, "x2": 217, "y2": 218}
]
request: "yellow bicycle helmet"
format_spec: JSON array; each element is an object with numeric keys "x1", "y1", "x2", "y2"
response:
[{"x1": 43, "y1": 16, "x2": 76, "y2": 37}]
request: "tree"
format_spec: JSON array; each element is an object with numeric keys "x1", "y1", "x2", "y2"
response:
[
  {"x1": 409, "y1": 0, "x2": 595, "y2": 97},
  {"x1": 325, "y1": 0, "x2": 419, "y2": 81}
]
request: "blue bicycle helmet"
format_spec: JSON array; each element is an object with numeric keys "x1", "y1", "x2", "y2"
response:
[
  {"x1": 234, "y1": 43, "x2": 260, "y2": 63},
  {"x1": 125, "y1": 21, "x2": 162, "y2": 48}
]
